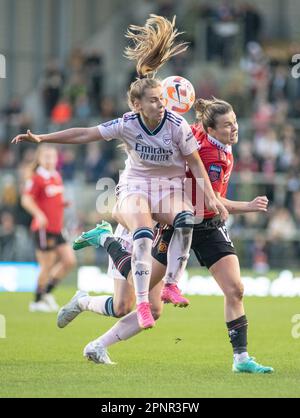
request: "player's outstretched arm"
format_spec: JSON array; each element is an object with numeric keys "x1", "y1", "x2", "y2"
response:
[
  {"x1": 219, "y1": 195, "x2": 269, "y2": 214},
  {"x1": 12, "y1": 127, "x2": 103, "y2": 145}
]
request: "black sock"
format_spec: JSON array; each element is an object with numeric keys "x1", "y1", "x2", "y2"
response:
[
  {"x1": 45, "y1": 278, "x2": 60, "y2": 294},
  {"x1": 226, "y1": 315, "x2": 248, "y2": 354},
  {"x1": 35, "y1": 289, "x2": 44, "y2": 303},
  {"x1": 104, "y1": 238, "x2": 132, "y2": 280}
]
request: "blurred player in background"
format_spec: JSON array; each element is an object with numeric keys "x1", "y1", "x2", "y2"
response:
[
  {"x1": 12, "y1": 15, "x2": 228, "y2": 329},
  {"x1": 64, "y1": 97, "x2": 273, "y2": 373},
  {"x1": 22, "y1": 145, "x2": 76, "y2": 312}
]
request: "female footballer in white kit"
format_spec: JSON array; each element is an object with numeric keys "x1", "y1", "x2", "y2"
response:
[
  {"x1": 59, "y1": 99, "x2": 272, "y2": 372},
  {"x1": 12, "y1": 15, "x2": 228, "y2": 329}
]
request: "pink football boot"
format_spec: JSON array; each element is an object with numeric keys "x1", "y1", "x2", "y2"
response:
[
  {"x1": 137, "y1": 302, "x2": 155, "y2": 329},
  {"x1": 161, "y1": 284, "x2": 190, "y2": 307}
]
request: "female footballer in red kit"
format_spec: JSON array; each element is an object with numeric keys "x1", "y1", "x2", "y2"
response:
[{"x1": 22, "y1": 145, "x2": 76, "y2": 312}]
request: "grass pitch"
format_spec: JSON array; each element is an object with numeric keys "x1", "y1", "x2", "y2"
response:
[{"x1": 0, "y1": 288, "x2": 300, "y2": 398}]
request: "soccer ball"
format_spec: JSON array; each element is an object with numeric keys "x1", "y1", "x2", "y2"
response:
[{"x1": 162, "y1": 76, "x2": 195, "y2": 114}]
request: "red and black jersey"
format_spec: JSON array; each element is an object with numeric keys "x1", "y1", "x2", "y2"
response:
[
  {"x1": 186, "y1": 123, "x2": 234, "y2": 219},
  {"x1": 24, "y1": 166, "x2": 64, "y2": 234}
]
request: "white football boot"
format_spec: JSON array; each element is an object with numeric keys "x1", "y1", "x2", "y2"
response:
[
  {"x1": 57, "y1": 290, "x2": 88, "y2": 328},
  {"x1": 83, "y1": 340, "x2": 116, "y2": 365},
  {"x1": 29, "y1": 300, "x2": 53, "y2": 313},
  {"x1": 43, "y1": 293, "x2": 60, "y2": 312}
]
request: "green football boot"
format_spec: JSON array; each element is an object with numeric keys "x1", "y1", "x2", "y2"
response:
[
  {"x1": 73, "y1": 221, "x2": 113, "y2": 251},
  {"x1": 232, "y1": 357, "x2": 274, "y2": 374}
]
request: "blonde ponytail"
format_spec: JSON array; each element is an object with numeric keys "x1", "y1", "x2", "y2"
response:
[
  {"x1": 125, "y1": 15, "x2": 188, "y2": 110},
  {"x1": 125, "y1": 14, "x2": 188, "y2": 78}
]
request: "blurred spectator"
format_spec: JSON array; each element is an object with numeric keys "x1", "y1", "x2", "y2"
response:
[
  {"x1": 84, "y1": 143, "x2": 111, "y2": 184},
  {"x1": 69, "y1": 47, "x2": 85, "y2": 73},
  {"x1": 267, "y1": 207, "x2": 296, "y2": 241},
  {"x1": 286, "y1": 163, "x2": 300, "y2": 211},
  {"x1": 65, "y1": 73, "x2": 87, "y2": 108},
  {"x1": 1, "y1": 97, "x2": 32, "y2": 140},
  {"x1": 289, "y1": 76, "x2": 300, "y2": 118},
  {"x1": 83, "y1": 50, "x2": 104, "y2": 115},
  {"x1": 293, "y1": 192, "x2": 300, "y2": 259},
  {"x1": 51, "y1": 98, "x2": 73, "y2": 126},
  {"x1": 210, "y1": 0, "x2": 241, "y2": 67},
  {"x1": 223, "y1": 72, "x2": 250, "y2": 116},
  {"x1": 254, "y1": 128, "x2": 281, "y2": 164},
  {"x1": 40, "y1": 60, "x2": 65, "y2": 118},
  {"x1": 1, "y1": 174, "x2": 18, "y2": 209},
  {"x1": 235, "y1": 141, "x2": 259, "y2": 173},
  {"x1": 157, "y1": 0, "x2": 176, "y2": 19},
  {"x1": 0, "y1": 211, "x2": 34, "y2": 261},
  {"x1": 240, "y1": 42, "x2": 269, "y2": 102},
  {"x1": 99, "y1": 97, "x2": 118, "y2": 120},
  {"x1": 266, "y1": 207, "x2": 297, "y2": 266},
  {"x1": 272, "y1": 99, "x2": 289, "y2": 126},
  {"x1": 60, "y1": 148, "x2": 77, "y2": 182},
  {"x1": 74, "y1": 94, "x2": 91, "y2": 121},
  {"x1": 195, "y1": 73, "x2": 220, "y2": 100},
  {"x1": 277, "y1": 124, "x2": 296, "y2": 173},
  {"x1": 0, "y1": 146, "x2": 17, "y2": 169},
  {"x1": 238, "y1": 2, "x2": 262, "y2": 46},
  {"x1": 292, "y1": 192, "x2": 300, "y2": 227},
  {"x1": 252, "y1": 235, "x2": 269, "y2": 274},
  {"x1": 268, "y1": 65, "x2": 289, "y2": 103}
]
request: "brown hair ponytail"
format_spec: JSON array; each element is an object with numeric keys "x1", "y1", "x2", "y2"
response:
[{"x1": 194, "y1": 97, "x2": 233, "y2": 132}]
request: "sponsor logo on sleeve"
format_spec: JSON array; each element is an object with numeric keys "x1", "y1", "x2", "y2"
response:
[
  {"x1": 208, "y1": 164, "x2": 222, "y2": 182},
  {"x1": 102, "y1": 119, "x2": 118, "y2": 128},
  {"x1": 186, "y1": 131, "x2": 194, "y2": 142}
]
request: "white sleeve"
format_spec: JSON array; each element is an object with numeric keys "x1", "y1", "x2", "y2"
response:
[
  {"x1": 97, "y1": 118, "x2": 124, "y2": 141},
  {"x1": 177, "y1": 119, "x2": 199, "y2": 156}
]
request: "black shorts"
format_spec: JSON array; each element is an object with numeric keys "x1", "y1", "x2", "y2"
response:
[
  {"x1": 33, "y1": 230, "x2": 67, "y2": 251},
  {"x1": 152, "y1": 219, "x2": 236, "y2": 270}
]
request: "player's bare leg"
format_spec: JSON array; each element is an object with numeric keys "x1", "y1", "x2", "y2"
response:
[
  {"x1": 210, "y1": 254, "x2": 273, "y2": 373},
  {"x1": 43, "y1": 243, "x2": 76, "y2": 311},
  {"x1": 50, "y1": 243, "x2": 77, "y2": 286},
  {"x1": 30, "y1": 250, "x2": 57, "y2": 312}
]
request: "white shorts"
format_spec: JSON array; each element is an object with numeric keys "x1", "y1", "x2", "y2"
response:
[
  {"x1": 107, "y1": 224, "x2": 133, "y2": 281},
  {"x1": 116, "y1": 176, "x2": 187, "y2": 213}
]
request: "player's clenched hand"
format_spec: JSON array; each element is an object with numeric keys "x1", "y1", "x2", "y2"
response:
[
  {"x1": 12, "y1": 130, "x2": 42, "y2": 144},
  {"x1": 247, "y1": 196, "x2": 269, "y2": 212},
  {"x1": 205, "y1": 197, "x2": 229, "y2": 222}
]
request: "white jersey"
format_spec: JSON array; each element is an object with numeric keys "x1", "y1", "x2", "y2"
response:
[{"x1": 97, "y1": 109, "x2": 199, "y2": 180}]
